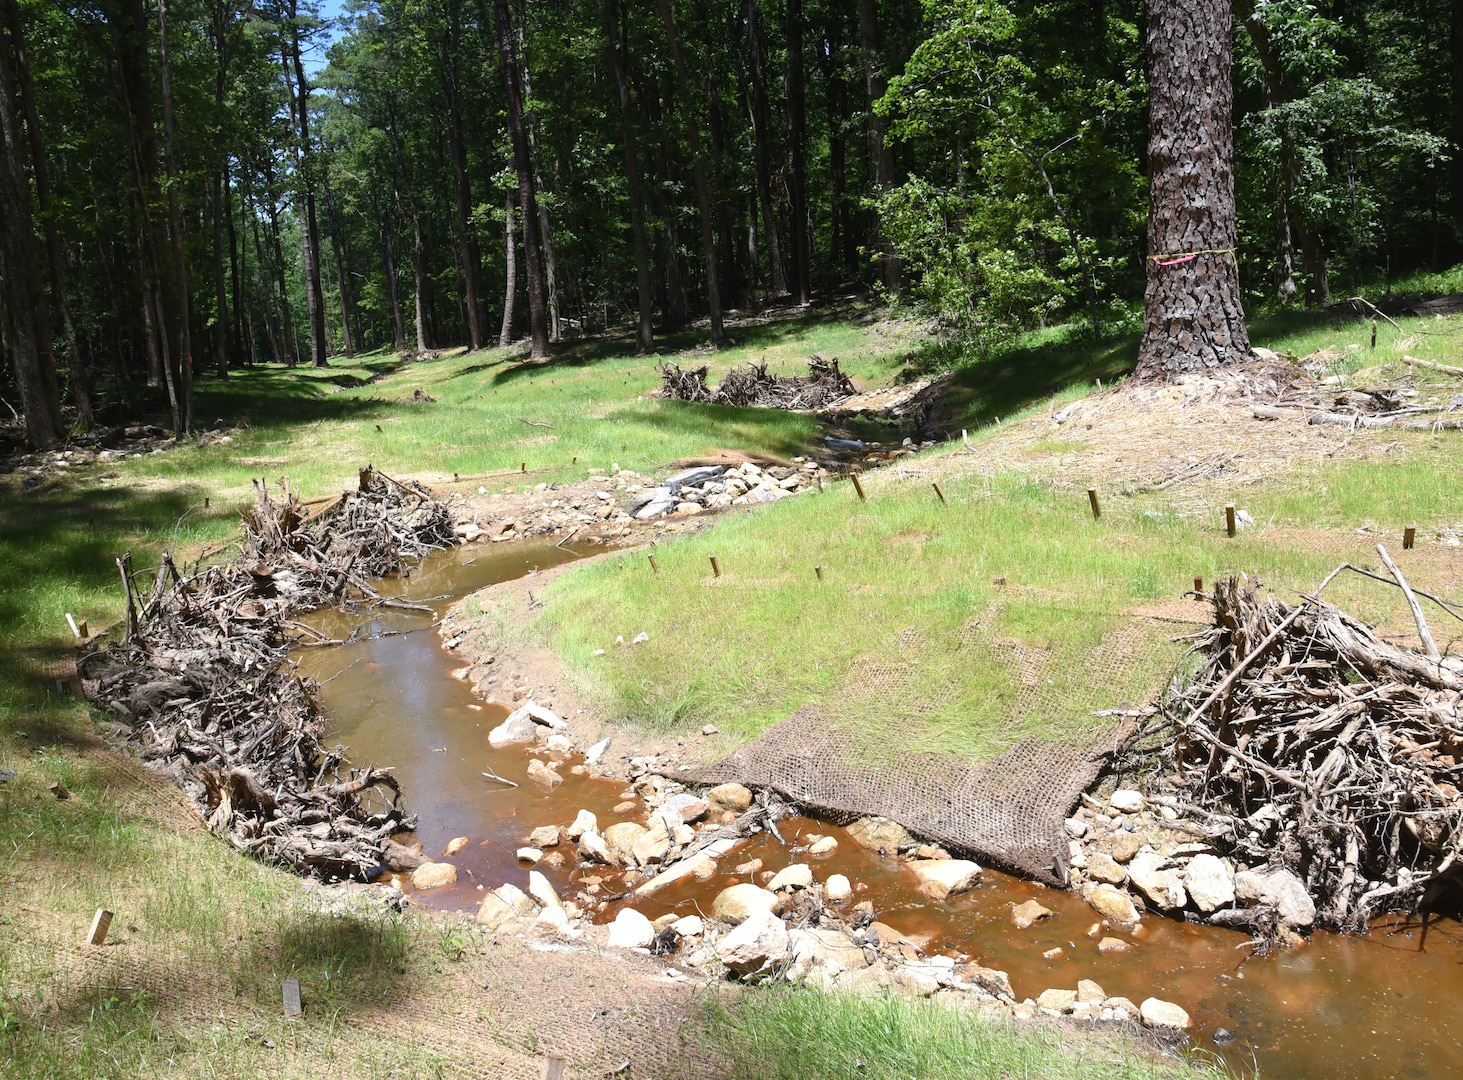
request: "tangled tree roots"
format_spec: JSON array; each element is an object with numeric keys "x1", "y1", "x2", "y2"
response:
[
  {"x1": 1139, "y1": 571, "x2": 1463, "y2": 931},
  {"x1": 657, "y1": 355, "x2": 856, "y2": 410},
  {"x1": 82, "y1": 468, "x2": 457, "y2": 880}
]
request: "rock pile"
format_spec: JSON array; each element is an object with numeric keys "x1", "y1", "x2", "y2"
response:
[{"x1": 626, "y1": 460, "x2": 825, "y2": 519}]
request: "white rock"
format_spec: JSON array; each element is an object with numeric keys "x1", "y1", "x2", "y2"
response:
[
  {"x1": 825, "y1": 874, "x2": 853, "y2": 901},
  {"x1": 670, "y1": 915, "x2": 704, "y2": 938},
  {"x1": 577, "y1": 830, "x2": 611, "y2": 863},
  {"x1": 520, "y1": 701, "x2": 567, "y2": 730},
  {"x1": 607, "y1": 907, "x2": 656, "y2": 949},
  {"x1": 476, "y1": 882, "x2": 539, "y2": 929},
  {"x1": 535, "y1": 905, "x2": 569, "y2": 931},
  {"x1": 1182, "y1": 854, "x2": 1236, "y2": 913},
  {"x1": 1127, "y1": 852, "x2": 1187, "y2": 911},
  {"x1": 1110, "y1": 789, "x2": 1145, "y2": 813},
  {"x1": 716, "y1": 908, "x2": 789, "y2": 974},
  {"x1": 712, "y1": 883, "x2": 782, "y2": 924},
  {"x1": 544, "y1": 734, "x2": 572, "y2": 753},
  {"x1": 585, "y1": 736, "x2": 612, "y2": 764},
  {"x1": 528, "y1": 870, "x2": 561, "y2": 908},
  {"x1": 1140, "y1": 997, "x2": 1191, "y2": 1030},
  {"x1": 1234, "y1": 867, "x2": 1316, "y2": 928},
  {"x1": 487, "y1": 708, "x2": 537, "y2": 747},
  {"x1": 603, "y1": 821, "x2": 648, "y2": 865},
  {"x1": 907, "y1": 859, "x2": 982, "y2": 901},
  {"x1": 529, "y1": 825, "x2": 560, "y2": 847},
  {"x1": 767, "y1": 864, "x2": 814, "y2": 891},
  {"x1": 808, "y1": 836, "x2": 838, "y2": 856},
  {"x1": 1086, "y1": 884, "x2": 1140, "y2": 924},
  {"x1": 661, "y1": 792, "x2": 709, "y2": 823},
  {"x1": 566, "y1": 809, "x2": 598, "y2": 839},
  {"x1": 516, "y1": 847, "x2": 542, "y2": 864},
  {"x1": 1064, "y1": 817, "x2": 1089, "y2": 839},
  {"x1": 411, "y1": 862, "x2": 458, "y2": 890}
]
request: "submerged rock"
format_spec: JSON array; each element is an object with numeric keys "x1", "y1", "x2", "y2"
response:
[
  {"x1": 525, "y1": 759, "x2": 562, "y2": 790},
  {"x1": 1086, "y1": 884, "x2": 1140, "y2": 924},
  {"x1": 846, "y1": 816, "x2": 913, "y2": 852},
  {"x1": 411, "y1": 862, "x2": 458, "y2": 891},
  {"x1": 529, "y1": 825, "x2": 561, "y2": 848},
  {"x1": 1140, "y1": 997, "x2": 1192, "y2": 1031},
  {"x1": 712, "y1": 883, "x2": 782, "y2": 924},
  {"x1": 808, "y1": 836, "x2": 838, "y2": 856},
  {"x1": 907, "y1": 859, "x2": 981, "y2": 901},
  {"x1": 1010, "y1": 899, "x2": 1053, "y2": 929}
]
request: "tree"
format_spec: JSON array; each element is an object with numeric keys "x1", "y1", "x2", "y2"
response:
[
  {"x1": 1135, "y1": 0, "x2": 1252, "y2": 378},
  {"x1": 606, "y1": 0, "x2": 654, "y2": 351}
]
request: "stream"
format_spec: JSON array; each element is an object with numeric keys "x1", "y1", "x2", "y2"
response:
[{"x1": 293, "y1": 541, "x2": 1463, "y2": 1079}]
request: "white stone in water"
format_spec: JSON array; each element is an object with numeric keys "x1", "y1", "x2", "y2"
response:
[
  {"x1": 907, "y1": 859, "x2": 982, "y2": 901},
  {"x1": 1140, "y1": 997, "x2": 1191, "y2": 1030},
  {"x1": 528, "y1": 870, "x2": 561, "y2": 908},
  {"x1": 516, "y1": 847, "x2": 542, "y2": 864},
  {"x1": 411, "y1": 862, "x2": 458, "y2": 890},
  {"x1": 585, "y1": 736, "x2": 612, "y2": 765},
  {"x1": 566, "y1": 809, "x2": 598, "y2": 839},
  {"x1": 767, "y1": 864, "x2": 814, "y2": 891},
  {"x1": 808, "y1": 836, "x2": 838, "y2": 856},
  {"x1": 671, "y1": 915, "x2": 704, "y2": 937},
  {"x1": 607, "y1": 907, "x2": 655, "y2": 949},
  {"x1": 825, "y1": 874, "x2": 852, "y2": 901},
  {"x1": 712, "y1": 883, "x2": 782, "y2": 924},
  {"x1": 1182, "y1": 854, "x2": 1235, "y2": 913}
]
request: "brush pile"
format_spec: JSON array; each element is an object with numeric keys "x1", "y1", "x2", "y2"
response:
[
  {"x1": 1143, "y1": 570, "x2": 1463, "y2": 932},
  {"x1": 81, "y1": 468, "x2": 457, "y2": 880},
  {"x1": 657, "y1": 355, "x2": 856, "y2": 410}
]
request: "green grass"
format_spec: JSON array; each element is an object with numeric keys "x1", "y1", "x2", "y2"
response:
[{"x1": 705, "y1": 988, "x2": 1228, "y2": 1080}]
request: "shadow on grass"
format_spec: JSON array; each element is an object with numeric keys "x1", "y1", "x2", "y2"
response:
[{"x1": 632, "y1": 400, "x2": 823, "y2": 461}]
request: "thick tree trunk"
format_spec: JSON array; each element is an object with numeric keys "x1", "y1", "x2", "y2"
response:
[
  {"x1": 785, "y1": 0, "x2": 810, "y2": 303},
  {"x1": 1136, "y1": 0, "x2": 1252, "y2": 378},
  {"x1": 491, "y1": 0, "x2": 550, "y2": 358},
  {"x1": 499, "y1": 189, "x2": 517, "y2": 346},
  {"x1": 656, "y1": 0, "x2": 725, "y2": 346},
  {"x1": 285, "y1": 3, "x2": 328, "y2": 367},
  {"x1": 744, "y1": 0, "x2": 786, "y2": 297},
  {"x1": 0, "y1": 14, "x2": 63, "y2": 447},
  {"x1": 857, "y1": 0, "x2": 899, "y2": 292},
  {"x1": 606, "y1": 0, "x2": 654, "y2": 351},
  {"x1": 410, "y1": 200, "x2": 430, "y2": 351},
  {"x1": 157, "y1": 0, "x2": 194, "y2": 431}
]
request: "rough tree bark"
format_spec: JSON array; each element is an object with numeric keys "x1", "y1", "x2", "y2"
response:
[
  {"x1": 1135, "y1": 0, "x2": 1253, "y2": 378},
  {"x1": 440, "y1": 6, "x2": 485, "y2": 350},
  {"x1": 857, "y1": 0, "x2": 899, "y2": 292},
  {"x1": 491, "y1": 0, "x2": 550, "y2": 358},
  {"x1": 784, "y1": 0, "x2": 809, "y2": 304},
  {"x1": 285, "y1": 1, "x2": 328, "y2": 367},
  {"x1": 744, "y1": 0, "x2": 786, "y2": 297},
  {"x1": 606, "y1": 0, "x2": 654, "y2": 351},
  {"x1": 656, "y1": 0, "x2": 725, "y2": 347},
  {"x1": 499, "y1": 189, "x2": 516, "y2": 347},
  {"x1": 157, "y1": 0, "x2": 194, "y2": 431}
]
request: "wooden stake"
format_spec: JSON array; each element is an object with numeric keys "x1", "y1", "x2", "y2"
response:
[
  {"x1": 521, "y1": 462, "x2": 527, "y2": 473},
  {"x1": 1087, "y1": 488, "x2": 1100, "y2": 519},
  {"x1": 648, "y1": 555, "x2": 659, "y2": 574},
  {"x1": 1225, "y1": 504, "x2": 1237, "y2": 537},
  {"x1": 1193, "y1": 576, "x2": 1203, "y2": 599},
  {"x1": 850, "y1": 473, "x2": 866, "y2": 501},
  {"x1": 932, "y1": 482, "x2": 946, "y2": 505},
  {"x1": 709, "y1": 556, "x2": 721, "y2": 578},
  {"x1": 542, "y1": 1053, "x2": 566, "y2": 1080},
  {"x1": 1403, "y1": 524, "x2": 1416, "y2": 550},
  {"x1": 86, "y1": 908, "x2": 112, "y2": 946},
  {"x1": 66, "y1": 613, "x2": 82, "y2": 639},
  {"x1": 282, "y1": 978, "x2": 302, "y2": 1018},
  {"x1": 815, "y1": 473, "x2": 823, "y2": 492},
  {"x1": 815, "y1": 565, "x2": 823, "y2": 580},
  {"x1": 1370, "y1": 319, "x2": 1378, "y2": 349},
  {"x1": 204, "y1": 496, "x2": 210, "y2": 509}
]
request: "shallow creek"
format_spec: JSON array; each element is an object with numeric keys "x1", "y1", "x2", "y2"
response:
[{"x1": 294, "y1": 542, "x2": 1463, "y2": 1079}]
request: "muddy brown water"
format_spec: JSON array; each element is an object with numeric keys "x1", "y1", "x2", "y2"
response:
[{"x1": 295, "y1": 541, "x2": 1463, "y2": 1079}]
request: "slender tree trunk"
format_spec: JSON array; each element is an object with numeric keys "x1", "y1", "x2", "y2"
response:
[
  {"x1": 785, "y1": 0, "x2": 809, "y2": 303},
  {"x1": 410, "y1": 199, "x2": 430, "y2": 351},
  {"x1": 209, "y1": 1, "x2": 231, "y2": 378},
  {"x1": 1136, "y1": 0, "x2": 1252, "y2": 377},
  {"x1": 744, "y1": 0, "x2": 786, "y2": 296},
  {"x1": 656, "y1": 0, "x2": 725, "y2": 346},
  {"x1": 1453, "y1": 0, "x2": 1463, "y2": 244},
  {"x1": 606, "y1": 0, "x2": 654, "y2": 351},
  {"x1": 322, "y1": 181, "x2": 354, "y2": 357},
  {"x1": 285, "y1": 2, "x2": 328, "y2": 367},
  {"x1": 500, "y1": 189, "x2": 517, "y2": 346},
  {"x1": 821, "y1": 9, "x2": 854, "y2": 278},
  {"x1": 248, "y1": 201, "x2": 284, "y2": 364},
  {"x1": 491, "y1": 0, "x2": 550, "y2": 358},
  {"x1": 519, "y1": 34, "x2": 562, "y2": 341},
  {"x1": 260, "y1": 165, "x2": 298, "y2": 366},
  {"x1": 440, "y1": 15, "x2": 485, "y2": 350},
  {"x1": 226, "y1": 161, "x2": 245, "y2": 363},
  {"x1": 381, "y1": 191, "x2": 406, "y2": 350},
  {"x1": 157, "y1": 0, "x2": 194, "y2": 431},
  {"x1": 700, "y1": 6, "x2": 739, "y2": 308},
  {"x1": 0, "y1": 12, "x2": 63, "y2": 447},
  {"x1": 858, "y1": 0, "x2": 899, "y2": 292}
]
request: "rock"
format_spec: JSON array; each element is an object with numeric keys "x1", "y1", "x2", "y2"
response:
[
  {"x1": 1183, "y1": 854, "x2": 1236, "y2": 913},
  {"x1": 525, "y1": 759, "x2": 562, "y2": 790},
  {"x1": 846, "y1": 816, "x2": 913, "y2": 852},
  {"x1": 1064, "y1": 817, "x2": 1089, "y2": 839},
  {"x1": 672, "y1": 915, "x2": 704, "y2": 937},
  {"x1": 631, "y1": 819, "x2": 672, "y2": 865},
  {"x1": 967, "y1": 966, "x2": 1015, "y2": 1000},
  {"x1": 529, "y1": 825, "x2": 561, "y2": 848},
  {"x1": 1104, "y1": 996, "x2": 1140, "y2": 1019},
  {"x1": 585, "y1": 736, "x2": 612, "y2": 765},
  {"x1": 528, "y1": 870, "x2": 561, "y2": 908},
  {"x1": 1140, "y1": 997, "x2": 1191, "y2": 1031},
  {"x1": 1042, "y1": 947, "x2": 1063, "y2": 960},
  {"x1": 1076, "y1": 979, "x2": 1106, "y2": 1004},
  {"x1": 1127, "y1": 852, "x2": 1187, "y2": 911},
  {"x1": 444, "y1": 836, "x2": 470, "y2": 857},
  {"x1": 631, "y1": 487, "x2": 676, "y2": 519},
  {"x1": 712, "y1": 883, "x2": 782, "y2": 924},
  {"x1": 476, "y1": 883, "x2": 539, "y2": 930},
  {"x1": 1011, "y1": 900, "x2": 1053, "y2": 929},
  {"x1": 1086, "y1": 884, "x2": 1140, "y2": 924},
  {"x1": 612, "y1": 800, "x2": 637, "y2": 814},
  {"x1": 894, "y1": 965, "x2": 941, "y2": 996},
  {"x1": 808, "y1": 836, "x2": 838, "y2": 856},
  {"x1": 545, "y1": 734, "x2": 572, "y2": 753},
  {"x1": 566, "y1": 809, "x2": 599, "y2": 839},
  {"x1": 603, "y1": 821, "x2": 648, "y2": 865},
  {"x1": 1109, "y1": 831, "x2": 1145, "y2": 863},
  {"x1": 907, "y1": 859, "x2": 981, "y2": 901},
  {"x1": 607, "y1": 907, "x2": 656, "y2": 949},
  {"x1": 519, "y1": 702, "x2": 567, "y2": 731},
  {"x1": 787, "y1": 928, "x2": 870, "y2": 980},
  {"x1": 652, "y1": 912, "x2": 681, "y2": 932},
  {"x1": 665, "y1": 465, "x2": 724, "y2": 491},
  {"x1": 716, "y1": 908, "x2": 789, "y2": 975},
  {"x1": 691, "y1": 856, "x2": 718, "y2": 880},
  {"x1": 1110, "y1": 789, "x2": 1145, "y2": 813},
  {"x1": 702, "y1": 724, "x2": 718, "y2": 735},
  {"x1": 662, "y1": 792, "x2": 709, "y2": 823},
  {"x1": 1036, "y1": 988, "x2": 1078, "y2": 1015},
  {"x1": 736, "y1": 859, "x2": 763, "y2": 875},
  {"x1": 1212, "y1": 1027, "x2": 1236, "y2": 1046},
  {"x1": 516, "y1": 847, "x2": 542, "y2": 864},
  {"x1": 1086, "y1": 852, "x2": 1127, "y2": 885},
  {"x1": 410, "y1": 862, "x2": 459, "y2": 891},
  {"x1": 578, "y1": 830, "x2": 611, "y2": 863},
  {"x1": 1234, "y1": 867, "x2": 1316, "y2": 928},
  {"x1": 825, "y1": 874, "x2": 852, "y2": 901},
  {"x1": 767, "y1": 864, "x2": 814, "y2": 891},
  {"x1": 706, "y1": 782, "x2": 754, "y2": 814},
  {"x1": 1097, "y1": 936, "x2": 1131, "y2": 952},
  {"x1": 487, "y1": 708, "x2": 537, "y2": 747}
]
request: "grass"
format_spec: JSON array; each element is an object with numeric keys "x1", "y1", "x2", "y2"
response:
[{"x1": 705, "y1": 988, "x2": 1229, "y2": 1080}]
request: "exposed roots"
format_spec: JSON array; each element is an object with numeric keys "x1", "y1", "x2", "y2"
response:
[{"x1": 657, "y1": 355, "x2": 856, "y2": 410}]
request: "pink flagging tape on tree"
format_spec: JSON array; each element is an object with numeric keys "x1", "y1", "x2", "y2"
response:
[{"x1": 1150, "y1": 248, "x2": 1236, "y2": 266}]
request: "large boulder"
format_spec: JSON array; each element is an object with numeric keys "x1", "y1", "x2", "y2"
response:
[
  {"x1": 767, "y1": 864, "x2": 814, "y2": 891},
  {"x1": 1086, "y1": 884, "x2": 1140, "y2": 924},
  {"x1": 1140, "y1": 997, "x2": 1192, "y2": 1031},
  {"x1": 1183, "y1": 854, "x2": 1235, "y2": 913},
  {"x1": 907, "y1": 859, "x2": 981, "y2": 901},
  {"x1": 712, "y1": 883, "x2": 782, "y2": 924},
  {"x1": 603, "y1": 821, "x2": 648, "y2": 865},
  {"x1": 476, "y1": 882, "x2": 539, "y2": 930},
  {"x1": 606, "y1": 907, "x2": 655, "y2": 949},
  {"x1": 566, "y1": 809, "x2": 598, "y2": 839},
  {"x1": 706, "y1": 783, "x2": 754, "y2": 814},
  {"x1": 825, "y1": 874, "x2": 853, "y2": 902},
  {"x1": 661, "y1": 792, "x2": 709, "y2": 823},
  {"x1": 487, "y1": 708, "x2": 537, "y2": 747},
  {"x1": 410, "y1": 862, "x2": 458, "y2": 891},
  {"x1": 716, "y1": 908, "x2": 789, "y2": 974},
  {"x1": 846, "y1": 816, "x2": 912, "y2": 853},
  {"x1": 1234, "y1": 867, "x2": 1316, "y2": 928},
  {"x1": 1086, "y1": 852, "x2": 1128, "y2": 885},
  {"x1": 1127, "y1": 852, "x2": 1187, "y2": 911}
]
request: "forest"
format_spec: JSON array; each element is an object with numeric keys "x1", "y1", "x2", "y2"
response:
[{"x1": 0, "y1": 0, "x2": 1457, "y2": 447}]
